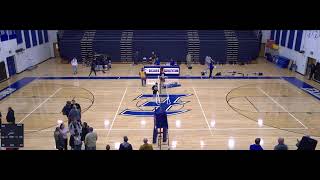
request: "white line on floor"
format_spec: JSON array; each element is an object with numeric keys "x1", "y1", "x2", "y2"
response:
[
  {"x1": 25, "y1": 127, "x2": 307, "y2": 132},
  {"x1": 18, "y1": 87, "x2": 62, "y2": 124},
  {"x1": 257, "y1": 87, "x2": 308, "y2": 129},
  {"x1": 106, "y1": 87, "x2": 128, "y2": 138},
  {"x1": 192, "y1": 87, "x2": 213, "y2": 136}
]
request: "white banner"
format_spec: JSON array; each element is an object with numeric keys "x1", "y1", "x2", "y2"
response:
[{"x1": 163, "y1": 68, "x2": 180, "y2": 74}]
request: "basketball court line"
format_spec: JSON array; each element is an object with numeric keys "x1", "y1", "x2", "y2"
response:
[
  {"x1": 18, "y1": 87, "x2": 62, "y2": 124},
  {"x1": 192, "y1": 87, "x2": 213, "y2": 136},
  {"x1": 257, "y1": 87, "x2": 308, "y2": 129},
  {"x1": 106, "y1": 87, "x2": 128, "y2": 138},
  {"x1": 24, "y1": 127, "x2": 306, "y2": 132}
]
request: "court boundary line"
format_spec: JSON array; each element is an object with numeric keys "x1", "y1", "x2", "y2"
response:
[
  {"x1": 257, "y1": 87, "x2": 308, "y2": 129},
  {"x1": 18, "y1": 87, "x2": 62, "y2": 124},
  {"x1": 192, "y1": 87, "x2": 213, "y2": 136},
  {"x1": 25, "y1": 127, "x2": 307, "y2": 132},
  {"x1": 106, "y1": 87, "x2": 128, "y2": 138}
]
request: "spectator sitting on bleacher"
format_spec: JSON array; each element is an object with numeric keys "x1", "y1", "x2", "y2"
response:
[
  {"x1": 249, "y1": 138, "x2": 264, "y2": 150},
  {"x1": 274, "y1": 137, "x2": 288, "y2": 150}
]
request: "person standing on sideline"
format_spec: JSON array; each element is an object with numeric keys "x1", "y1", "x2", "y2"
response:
[
  {"x1": 6, "y1": 107, "x2": 15, "y2": 124},
  {"x1": 152, "y1": 82, "x2": 159, "y2": 100},
  {"x1": 139, "y1": 138, "x2": 153, "y2": 150},
  {"x1": 309, "y1": 62, "x2": 316, "y2": 80},
  {"x1": 68, "y1": 105, "x2": 81, "y2": 125},
  {"x1": 89, "y1": 60, "x2": 97, "y2": 76},
  {"x1": 186, "y1": 53, "x2": 192, "y2": 66},
  {"x1": 85, "y1": 127, "x2": 98, "y2": 150},
  {"x1": 62, "y1": 101, "x2": 72, "y2": 119},
  {"x1": 119, "y1": 136, "x2": 133, "y2": 150},
  {"x1": 70, "y1": 129, "x2": 82, "y2": 150},
  {"x1": 81, "y1": 122, "x2": 89, "y2": 143},
  {"x1": 208, "y1": 61, "x2": 214, "y2": 78},
  {"x1": 274, "y1": 137, "x2": 288, "y2": 150},
  {"x1": 133, "y1": 51, "x2": 139, "y2": 65},
  {"x1": 249, "y1": 138, "x2": 264, "y2": 150},
  {"x1": 54, "y1": 127, "x2": 64, "y2": 150},
  {"x1": 139, "y1": 68, "x2": 147, "y2": 87},
  {"x1": 71, "y1": 57, "x2": 78, "y2": 75},
  {"x1": 59, "y1": 123, "x2": 69, "y2": 150},
  {"x1": 106, "y1": 144, "x2": 111, "y2": 150}
]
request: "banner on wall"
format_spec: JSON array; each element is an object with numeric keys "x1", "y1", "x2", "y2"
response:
[{"x1": 303, "y1": 30, "x2": 320, "y2": 59}]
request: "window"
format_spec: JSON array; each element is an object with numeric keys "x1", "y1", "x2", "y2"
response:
[
  {"x1": 43, "y1": 30, "x2": 49, "y2": 43},
  {"x1": 23, "y1": 30, "x2": 31, "y2": 48},
  {"x1": 38, "y1": 30, "x2": 43, "y2": 44},
  {"x1": 16, "y1": 30, "x2": 23, "y2": 44},
  {"x1": 31, "y1": 30, "x2": 38, "y2": 46},
  {"x1": 294, "y1": 30, "x2": 303, "y2": 52},
  {"x1": 287, "y1": 30, "x2": 295, "y2": 49}
]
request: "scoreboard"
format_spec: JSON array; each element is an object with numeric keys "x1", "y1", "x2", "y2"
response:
[{"x1": 1, "y1": 124, "x2": 24, "y2": 148}]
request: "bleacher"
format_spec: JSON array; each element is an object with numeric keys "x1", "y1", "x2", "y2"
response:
[
  {"x1": 198, "y1": 30, "x2": 227, "y2": 64},
  {"x1": 92, "y1": 30, "x2": 123, "y2": 62},
  {"x1": 58, "y1": 30, "x2": 260, "y2": 64},
  {"x1": 133, "y1": 30, "x2": 188, "y2": 62},
  {"x1": 235, "y1": 30, "x2": 260, "y2": 62},
  {"x1": 59, "y1": 30, "x2": 85, "y2": 61}
]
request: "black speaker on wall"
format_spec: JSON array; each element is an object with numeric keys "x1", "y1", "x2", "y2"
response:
[{"x1": 0, "y1": 61, "x2": 8, "y2": 82}]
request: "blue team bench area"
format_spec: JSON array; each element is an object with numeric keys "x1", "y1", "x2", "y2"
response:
[{"x1": 144, "y1": 65, "x2": 180, "y2": 76}]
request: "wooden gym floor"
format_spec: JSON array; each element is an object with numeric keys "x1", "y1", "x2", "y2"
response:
[{"x1": 0, "y1": 57, "x2": 320, "y2": 150}]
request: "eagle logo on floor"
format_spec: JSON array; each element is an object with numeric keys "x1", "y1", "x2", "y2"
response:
[{"x1": 120, "y1": 94, "x2": 192, "y2": 117}]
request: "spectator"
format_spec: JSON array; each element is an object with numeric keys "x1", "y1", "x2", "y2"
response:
[
  {"x1": 59, "y1": 123, "x2": 69, "y2": 150},
  {"x1": 152, "y1": 82, "x2": 158, "y2": 100},
  {"x1": 85, "y1": 127, "x2": 98, "y2": 150},
  {"x1": 133, "y1": 51, "x2": 139, "y2": 65},
  {"x1": 209, "y1": 61, "x2": 214, "y2": 78},
  {"x1": 106, "y1": 144, "x2": 110, "y2": 150},
  {"x1": 309, "y1": 62, "x2": 316, "y2": 80},
  {"x1": 186, "y1": 53, "x2": 192, "y2": 66},
  {"x1": 70, "y1": 129, "x2": 82, "y2": 150},
  {"x1": 139, "y1": 138, "x2": 153, "y2": 150},
  {"x1": 71, "y1": 57, "x2": 78, "y2": 75},
  {"x1": 62, "y1": 101, "x2": 72, "y2": 118},
  {"x1": 139, "y1": 68, "x2": 147, "y2": 87},
  {"x1": 81, "y1": 122, "x2": 89, "y2": 142},
  {"x1": 54, "y1": 127, "x2": 64, "y2": 150},
  {"x1": 89, "y1": 60, "x2": 97, "y2": 76},
  {"x1": 6, "y1": 107, "x2": 15, "y2": 124},
  {"x1": 274, "y1": 137, "x2": 288, "y2": 150},
  {"x1": 170, "y1": 58, "x2": 175, "y2": 66},
  {"x1": 249, "y1": 138, "x2": 264, "y2": 150},
  {"x1": 71, "y1": 100, "x2": 81, "y2": 113},
  {"x1": 68, "y1": 105, "x2": 81, "y2": 125},
  {"x1": 69, "y1": 119, "x2": 82, "y2": 136},
  {"x1": 119, "y1": 136, "x2": 133, "y2": 150}
]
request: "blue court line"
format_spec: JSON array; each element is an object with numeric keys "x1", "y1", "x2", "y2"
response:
[
  {"x1": 283, "y1": 77, "x2": 320, "y2": 101},
  {"x1": 0, "y1": 77, "x2": 36, "y2": 101}
]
